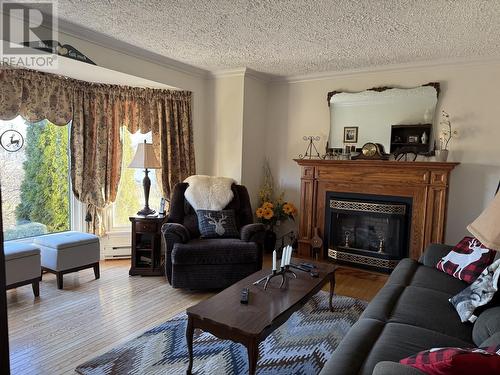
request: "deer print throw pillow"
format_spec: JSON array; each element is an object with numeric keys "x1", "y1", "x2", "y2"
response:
[
  {"x1": 436, "y1": 237, "x2": 496, "y2": 283},
  {"x1": 197, "y1": 209, "x2": 239, "y2": 239},
  {"x1": 449, "y1": 258, "x2": 500, "y2": 323}
]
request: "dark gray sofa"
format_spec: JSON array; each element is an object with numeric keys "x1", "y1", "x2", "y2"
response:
[{"x1": 320, "y1": 244, "x2": 500, "y2": 375}]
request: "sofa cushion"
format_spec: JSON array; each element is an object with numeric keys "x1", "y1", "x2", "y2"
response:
[
  {"x1": 4, "y1": 242, "x2": 40, "y2": 261},
  {"x1": 319, "y1": 318, "x2": 386, "y2": 375},
  {"x1": 411, "y1": 264, "x2": 468, "y2": 295},
  {"x1": 33, "y1": 231, "x2": 98, "y2": 250},
  {"x1": 480, "y1": 332, "x2": 500, "y2": 347},
  {"x1": 172, "y1": 239, "x2": 258, "y2": 265},
  {"x1": 420, "y1": 243, "x2": 454, "y2": 268},
  {"x1": 473, "y1": 307, "x2": 500, "y2": 346},
  {"x1": 389, "y1": 286, "x2": 473, "y2": 343},
  {"x1": 386, "y1": 258, "x2": 419, "y2": 286},
  {"x1": 360, "y1": 284, "x2": 405, "y2": 322},
  {"x1": 360, "y1": 323, "x2": 473, "y2": 375},
  {"x1": 373, "y1": 361, "x2": 426, "y2": 375}
]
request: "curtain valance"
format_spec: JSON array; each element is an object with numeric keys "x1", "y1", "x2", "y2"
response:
[
  {"x1": 0, "y1": 66, "x2": 192, "y2": 131},
  {"x1": 0, "y1": 67, "x2": 73, "y2": 125},
  {"x1": 0, "y1": 66, "x2": 195, "y2": 235}
]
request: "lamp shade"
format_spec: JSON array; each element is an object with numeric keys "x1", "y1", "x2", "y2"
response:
[
  {"x1": 128, "y1": 141, "x2": 161, "y2": 169},
  {"x1": 467, "y1": 191, "x2": 500, "y2": 251}
]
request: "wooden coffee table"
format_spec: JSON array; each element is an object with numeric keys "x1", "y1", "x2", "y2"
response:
[{"x1": 186, "y1": 260, "x2": 336, "y2": 374}]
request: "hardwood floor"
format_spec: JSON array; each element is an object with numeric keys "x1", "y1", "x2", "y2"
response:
[{"x1": 7, "y1": 257, "x2": 387, "y2": 374}]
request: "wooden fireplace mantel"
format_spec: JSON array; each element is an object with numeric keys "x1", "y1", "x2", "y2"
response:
[{"x1": 294, "y1": 159, "x2": 459, "y2": 261}]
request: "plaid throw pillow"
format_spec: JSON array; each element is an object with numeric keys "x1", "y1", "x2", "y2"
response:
[
  {"x1": 197, "y1": 209, "x2": 239, "y2": 239},
  {"x1": 436, "y1": 237, "x2": 496, "y2": 283},
  {"x1": 400, "y1": 345, "x2": 500, "y2": 375}
]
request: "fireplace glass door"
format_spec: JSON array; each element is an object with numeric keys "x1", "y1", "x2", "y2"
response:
[{"x1": 326, "y1": 193, "x2": 412, "y2": 272}]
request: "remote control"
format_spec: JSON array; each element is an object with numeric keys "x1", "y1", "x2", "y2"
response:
[
  {"x1": 301, "y1": 263, "x2": 316, "y2": 269},
  {"x1": 240, "y1": 288, "x2": 249, "y2": 304},
  {"x1": 310, "y1": 270, "x2": 319, "y2": 278}
]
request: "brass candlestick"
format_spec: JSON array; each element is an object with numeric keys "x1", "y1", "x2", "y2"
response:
[{"x1": 344, "y1": 231, "x2": 351, "y2": 247}]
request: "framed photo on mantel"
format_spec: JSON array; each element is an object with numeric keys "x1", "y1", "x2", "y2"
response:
[{"x1": 343, "y1": 126, "x2": 358, "y2": 143}]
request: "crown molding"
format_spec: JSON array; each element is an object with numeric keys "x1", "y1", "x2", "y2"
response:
[
  {"x1": 273, "y1": 55, "x2": 500, "y2": 84},
  {"x1": 54, "y1": 18, "x2": 210, "y2": 79},
  {"x1": 208, "y1": 67, "x2": 276, "y2": 83},
  {"x1": 208, "y1": 67, "x2": 247, "y2": 79},
  {"x1": 244, "y1": 68, "x2": 276, "y2": 83}
]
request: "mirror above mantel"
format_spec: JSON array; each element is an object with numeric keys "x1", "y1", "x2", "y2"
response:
[{"x1": 327, "y1": 83, "x2": 440, "y2": 155}]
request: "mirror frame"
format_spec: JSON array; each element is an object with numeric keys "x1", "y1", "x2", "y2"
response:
[
  {"x1": 326, "y1": 82, "x2": 441, "y2": 155},
  {"x1": 327, "y1": 82, "x2": 440, "y2": 106}
]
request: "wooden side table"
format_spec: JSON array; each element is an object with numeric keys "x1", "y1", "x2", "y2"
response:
[{"x1": 129, "y1": 215, "x2": 166, "y2": 276}]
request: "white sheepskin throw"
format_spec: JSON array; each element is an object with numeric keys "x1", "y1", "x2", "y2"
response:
[{"x1": 184, "y1": 175, "x2": 236, "y2": 211}]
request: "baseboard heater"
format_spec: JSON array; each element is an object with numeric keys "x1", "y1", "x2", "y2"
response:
[{"x1": 103, "y1": 245, "x2": 131, "y2": 259}]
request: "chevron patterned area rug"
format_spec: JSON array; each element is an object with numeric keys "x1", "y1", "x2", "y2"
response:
[{"x1": 76, "y1": 291, "x2": 366, "y2": 375}]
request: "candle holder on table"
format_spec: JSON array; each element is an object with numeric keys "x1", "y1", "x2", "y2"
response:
[{"x1": 253, "y1": 265, "x2": 297, "y2": 290}]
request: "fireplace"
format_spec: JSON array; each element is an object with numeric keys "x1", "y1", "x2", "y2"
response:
[
  {"x1": 325, "y1": 192, "x2": 412, "y2": 272},
  {"x1": 294, "y1": 160, "x2": 458, "y2": 262}
]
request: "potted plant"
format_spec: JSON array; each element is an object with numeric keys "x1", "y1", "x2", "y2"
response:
[
  {"x1": 436, "y1": 110, "x2": 458, "y2": 162},
  {"x1": 256, "y1": 161, "x2": 297, "y2": 252}
]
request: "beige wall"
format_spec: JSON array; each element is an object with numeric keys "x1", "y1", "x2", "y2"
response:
[
  {"x1": 266, "y1": 61, "x2": 500, "y2": 244},
  {"x1": 206, "y1": 72, "x2": 269, "y2": 208},
  {"x1": 241, "y1": 75, "x2": 269, "y2": 209},
  {"x1": 206, "y1": 74, "x2": 245, "y2": 180}
]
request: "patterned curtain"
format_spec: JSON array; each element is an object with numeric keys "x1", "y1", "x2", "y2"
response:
[
  {"x1": 0, "y1": 68, "x2": 72, "y2": 124},
  {"x1": 150, "y1": 91, "x2": 195, "y2": 200},
  {"x1": 0, "y1": 67, "x2": 195, "y2": 235},
  {"x1": 70, "y1": 86, "x2": 124, "y2": 235}
]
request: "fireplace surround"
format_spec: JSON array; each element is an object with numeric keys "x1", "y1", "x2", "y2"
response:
[{"x1": 294, "y1": 159, "x2": 459, "y2": 267}]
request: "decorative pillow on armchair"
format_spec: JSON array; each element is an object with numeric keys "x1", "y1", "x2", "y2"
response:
[
  {"x1": 400, "y1": 345, "x2": 500, "y2": 375},
  {"x1": 449, "y1": 258, "x2": 500, "y2": 323},
  {"x1": 436, "y1": 237, "x2": 496, "y2": 283},
  {"x1": 196, "y1": 209, "x2": 239, "y2": 238}
]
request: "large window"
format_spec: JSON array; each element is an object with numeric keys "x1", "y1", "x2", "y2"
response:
[
  {"x1": 0, "y1": 116, "x2": 71, "y2": 240},
  {"x1": 111, "y1": 128, "x2": 162, "y2": 229}
]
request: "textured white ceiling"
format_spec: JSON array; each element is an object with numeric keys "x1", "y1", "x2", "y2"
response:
[{"x1": 52, "y1": 0, "x2": 500, "y2": 76}]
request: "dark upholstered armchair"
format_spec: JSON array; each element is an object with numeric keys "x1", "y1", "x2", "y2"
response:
[{"x1": 161, "y1": 182, "x2": 265, "y2": 290}]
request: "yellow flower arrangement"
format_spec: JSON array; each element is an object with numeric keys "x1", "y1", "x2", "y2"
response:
[
  {"x1": 256, "y1": 160, "x2": 297, "y2": 229},
  {"x1": 256, "y1": 207, "x2": 265, "y2": 218},
  {"x1": 263, "y1": 208, "x2": 274, "y2": 220},
  {"x1": 262, "y1": 201, "x2": 274, "y2": 209},
  {"x1": 282, "y1": 202, "x2": 297, "y2": 215},
  {"x1": 255, "y1": 200, "x2": 297, "y2": 227}
]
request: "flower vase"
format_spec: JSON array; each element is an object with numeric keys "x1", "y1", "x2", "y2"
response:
[
  {"x1": 435, "y1": 149, "x2": 449, "y2": 162},
  {"x1": 263, "y1": 230, "x2": 277, "y2": 253}
]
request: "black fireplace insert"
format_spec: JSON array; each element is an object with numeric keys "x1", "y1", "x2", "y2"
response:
[{"x1": 325, "y1": 192, "x2": 412, "y2": 273}]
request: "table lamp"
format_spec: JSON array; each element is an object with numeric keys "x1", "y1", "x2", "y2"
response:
[
  {"x1": 128, "y1": 140, "x2": 161, "y2": 216},
  {"x1": 467, "y1": 183, "x2": 500, "y2": 250}
]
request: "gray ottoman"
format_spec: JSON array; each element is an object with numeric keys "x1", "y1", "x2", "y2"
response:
[
  {"x1": 4, "y1": 242, "x2": 41, "y2": 297},
  {"x1": 34, "y1": 231, "x2": 100, "y2": 289}
]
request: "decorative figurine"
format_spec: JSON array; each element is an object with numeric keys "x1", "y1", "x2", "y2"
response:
[{"x1": 421, "y1": 131, "x2": 428, "y2": 145}]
